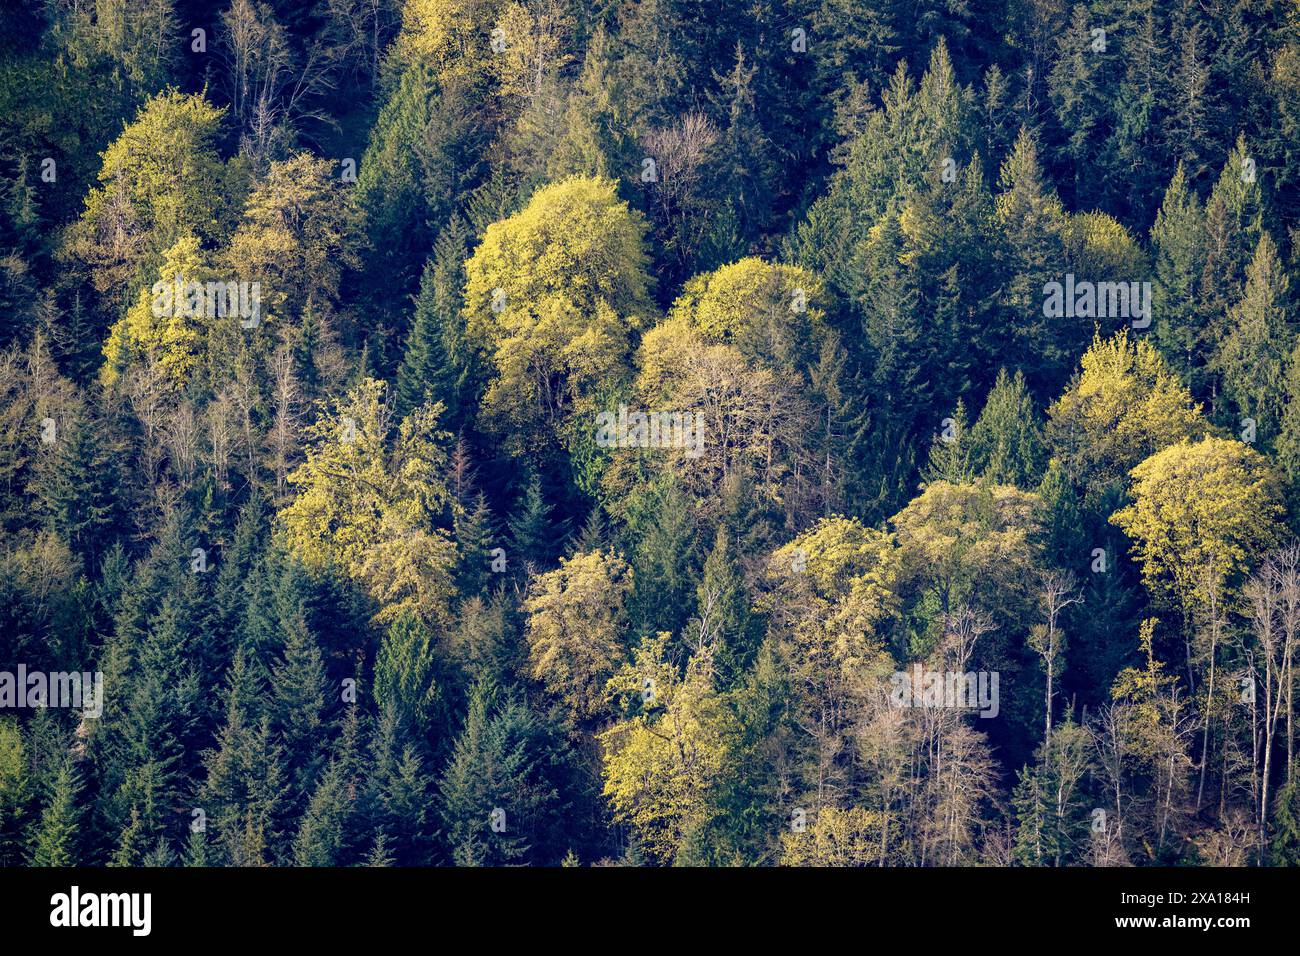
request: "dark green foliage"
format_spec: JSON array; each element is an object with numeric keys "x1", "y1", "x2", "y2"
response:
[
  {"x1": 1, "y1": 0, "x2": 1298, "y2": 872},
  {"x1": 438, "y1": 679, "x2": 576, "y2": 867}
]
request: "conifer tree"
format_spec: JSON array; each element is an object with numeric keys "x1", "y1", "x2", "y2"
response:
[
  {"x1": 995, "y1": 129, "x2": 1071, "y2": 391},
  {"x1": 969, "y1": 369, "x2": 1046, "y2": 487},
  {"x1": 629, "y1": 479, "x2": 696, "y2": 639},
  {"x1": 1150, "y1": 164, "x2": 1207, "y2": 388},
  {"x1": 373, "y1": 611, "x2": 446, "y2": 747},
  {"x1": 439, "y1": 679, "x2": 571, "y2": 866},
  {"x1": 365, "y1": 705, "x2": 437, "y2": 867},
  {"x1": 1212, "y1": 233, "x2": 1293, "y2": 444},
  {"x1": 0, "y1": 719, "x2": 32, "y2": 866},
  {"x1": 687, "y1": 528, "x2": 758, "y2": 686},
  {"x1": 923, "y1": 399, "x2": 975, "y2": 485},
  {"x1": 30, "y1": 755, "x2": 82, "y2": 867},
  {"x1": 395, "y1": 216, "x2": 476, "y2": 423},
  {"x1": 294, "y1": 760, "x2": 352, "y2": 866},
  {"x1": 453, "y1": 491, "x2": 497, "y2": 597},
  {"x1": 508, "y1": 472, "x2": 559, "y2": 572},
  {"x1": 271, "y1": 605, "x2": 330, "y2": 813}
]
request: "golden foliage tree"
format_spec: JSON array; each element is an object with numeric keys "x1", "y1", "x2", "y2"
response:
[
  {"x1": 277, "y1": 378, "x2": 457, "y2": 626},
  {"x1": 523, "y1": 547, "x2": 633, "y2": 720}
]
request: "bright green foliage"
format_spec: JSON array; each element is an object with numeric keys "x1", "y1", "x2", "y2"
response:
[
  {"x1": 600, "y1": 633, "x2": 726, "y2": 864},
  {"x1": 277, "y1": 378, "x2": 458, "y2": 626},
  {"x1": 662, "y1": 257, "x2": 828, "y2": 370},
  {"x1": 5, "y1": 0, "x2": 1300, "y2": 873},
  {"x1": 759, "y1": 517, "x2": 901, "y2": 809},
  {"x1": 1048, "y1": 331, "x2": 1206, "y2": 501},
  {"x1": 99, "y1": 235, "x2": 208, "y2": 388},
  {"x1": 225, "y1": 153, "x2": 361, "y2": 320},
  {"x1": 1112, "y1": 437, "x2": 1285, "y2": 621},
  {"x1": 891, "y1": 481, "x2": 1043, "y2": 623},
  {"x1": 523, "y1": 548, "x2": 632, "y2": 722},
  {"x1": 66, "y1": 90, "x2": 240, "y2": 304},
  {"x1": 463, "y1": 176, "x2": 653, "y2": 453},
  {"x1": 779, "y1": 807, "x2": 887, "y2": 866}
]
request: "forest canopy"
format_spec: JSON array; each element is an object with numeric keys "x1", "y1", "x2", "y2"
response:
[{"x1": 2, "y1": 0, "x2": 1300, "y2": 868}]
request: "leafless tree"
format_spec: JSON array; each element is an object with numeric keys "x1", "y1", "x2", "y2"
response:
[
  {"x1": 320, "y1": 0, "x2": 401, "y2": 89},
  {"x1": 1030, "y1": 569, "x2": 1083, "y2": 750},
  {"x1": 1244, "y1": 544, "x2": 1300, "y2": 853},
  {"x1": 267, "y1": 340, "x2": 300, "y2": 503},
  {"x1": 642, "y1": 112, "x2": 720, "y2": 271},
  {"x1": 217, "y1": 0, "x2": 336, "y2": 168}
]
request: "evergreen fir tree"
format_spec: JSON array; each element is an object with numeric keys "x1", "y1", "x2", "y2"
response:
[
  {"x1": 0, "y1": 719, "x2": 32, "y2": 866},
  {"x1": 364, "y1": 831, "x2": 394, "y2": 867},
  {"x1": 687, "y1": 527, "x2": 758, "y2": 686},
  {"x1": 629, "y1": 480, "x2": 696, "y2": 639},
  {"x1": 969, "y1": 369, "x2": 1047, "y2": 487},
  {"x1": 1212, "y1": 233, "x2": 1292, "y2": 443},
  {"x1": 572, "y1": 505, "x2": 605, "y2": 556},
  {"x1": 365, "y1": 705, "x2": 437, "y2": 866},
  {"x1": 31, "y1": 405, "x2": 120, "y2": 570},
  {"x1": 923, "y1": 399, "x2": 975, "y2": 484},
  {"x1": 294, "y1": 760, "x2": 352, "y2": 866},
  {"x1": 1150, "y1": 163, "x2": 1207, "y2": 390},
  {"x1": 453, "y1": 491, "x2": 497, "y2": 597},
  {"x1": 438, "y1": 679, "x2": 572, "y2": 867},
  {"x1": 373, "y1": 611, "x2": 446, "y2": 748},
  {"x1": 30, "y1": 755, "x2": 81, "y2": 866},
  {"x1": 1270, "y1": 780, "x2": 1300, "y2": 866},
  {"x1": 395, "y1": 216, "x2": 475, "y2": 423},
  {"x1": 508, "y1": 472, "x2": 558, "y2": 572},
  {"x1": 271, "y1": 605, "x2": 330, "y2": 815}
]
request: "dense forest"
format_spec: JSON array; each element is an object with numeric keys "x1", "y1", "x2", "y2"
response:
[{"x1": 1, "y1": 0, "x2": 1299, "y2": 868}]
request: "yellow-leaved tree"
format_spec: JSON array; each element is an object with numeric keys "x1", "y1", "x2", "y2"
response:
[
  {"x1": 463, "y1": 176, "x2": 653, "y2": 455},
  {"x1": 277, "y1": 378, "x2": 457, "y2": 626},
  {"x1": 1063, "y1": 211, "x2": 1148, "y2": 280},
  {"x1": 600, "y1": 633, "x2": 726, "y2": 864},
  {"x1": 779, "y1": 806, "x2": 889, "y2": 866},
  {"x1": 1112, "y1": 436, "x2": 1284, "y2": 809},
  {"x1": 390, "y1": 0, "x2": 509, "y2": 81},
  {"x1": 100, "y1": 236, "x2": 209, "y2": 390},
  {"x1": 1047, "y1": 330, "x2": 1206, "y2": 501},
  {"x1": 603, "y1": 258, "x2": 829, "y2": 524},
  {"x1": 522, "y1": 547, "x2": 633, "y2": 721},
  {"x1": 890, "y1": 480, "x2": 1044, "y2": 625},
  {"x1": 758, "y1": 517, "x2": 901, "y2": 815},
  {"x1": 224, "y1": 152, "x2": 362, "y2": 322},
  {"x1": 65, "y1": 90, "x2": 244, "y2": 307},
  {"x1": 1113, "y1": 436, "x2": 1284, "y2": 631}
]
